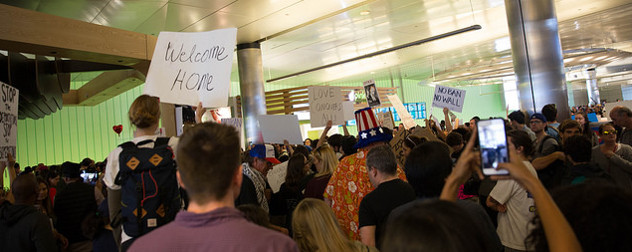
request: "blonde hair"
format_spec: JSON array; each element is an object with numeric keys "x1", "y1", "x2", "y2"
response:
[
  {"x1": 128, "y1": 95, "x2": 160, "y2": 129},
  {"x1": 292, "y1": 199, "x2": 358, "y2": 252},
  {"x1": 313, "y1": 144, "x2": 338, "y2": 177}
]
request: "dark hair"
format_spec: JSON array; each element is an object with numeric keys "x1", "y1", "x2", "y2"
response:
[
  {"x1": 404, "y1": 135, "x2": 425, "y2": 150},
  {"x1": 293, "y1": 145, "x2": 310, "y2": 157},
  {"x1": 366, "y1": 145, "x2": 398, "y2": 176},
  {"x1": 328, "y1": 134, "x2": 343, "y2": 148},
  {"x1": 452, "y1": 127, "x2": 471, "y2": 142},
  {"x1": 405, "y1": 141, "x2": 452, "y2": 198},
  {"x1": 598, "y1": 123, "x2": 615, "y2": 135},
  {"x1": 341, "y1": 136, "x2": 357, "y2": 157},
  {"x1": 237, "y1": 204, "x2": 275, "y2": 230},
  {"x1": 563, "y1": 135, "x2": 592, "y2": 163},
  {"x1": 613, "y1": 106, "x2": 632, "y2": 117},
  {"x1": 310, "y1": 139, "x2": 319, "y2": 149},
  {"x1": 575, "y1": 111, "x2": 592, "y2": 138},
  {"x1": 80, "y1": 158, "x2": 94, "y2": 167},
  {"x1": 445, "y1": 132, "x2": 463, "y2": 147},
  {"x1": 36, "y1": 177, "x2": 54, "y2": 218},
  {"x1": 507, "y1": 130, "x2": 534, "y2": 158},
  {"x1": 176, "y1": 122, "x2": 241, "y2": 204},
  {"x1": 382, "y1": 199, "x2": 489, "y2": 252},
  {"x1": 541, "y1": 104, "x2": 557, "y2": 122},
  {"x1": 558, "y1": 119, "x2": 581, "y2": 134},
  {"x1": 508, "y1": 111, "x2": 527, "y2": 125},
  {"x1": 470, "y1": 116, "x2": 481, "y2": 123},
  {"x1": 11, "y1": 174, "x2": 38, "y2": 204},
  {"x1": 286, "y1": 153, "x2": 307, "y2": 187},
  {"x1": 527, "y1": 183, "x2": 632, "y2": 252}
]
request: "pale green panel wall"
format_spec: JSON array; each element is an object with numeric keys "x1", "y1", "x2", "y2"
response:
[
  {"x1": 16, "y1": 85, "x2": 145, "y2": 167},
  {"x1": 401, "y1": 79, "x2": 506, "y2": 122}
]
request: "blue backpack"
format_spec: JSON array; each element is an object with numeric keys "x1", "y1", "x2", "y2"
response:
[{"x1": 114, "y1": 137, "x2": 181, "y2": 237}]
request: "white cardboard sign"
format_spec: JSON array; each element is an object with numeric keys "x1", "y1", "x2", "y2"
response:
[
  {"x1": 308, "y1": 86, "x2": 344, "y2": 127},
  {"x1": 342, "y1": 101, "x2": 355, "y2": 121},
  {"x1": 377, "y1": 111, "x2": 395, "y2": 130},
  {"x1": 257, "y1": 115, "x2": 303, "y2": 145},
  {"x1": 432, "y1": 85, "x2": 466, "y2": 113},
  {"x1": 387, "y1": 94, "x2": 416, "y2": 129},
  {"x1": 0, "y1": 82, "x2": 18, "y2": 162},
  {"x1": 144, "y1": 28, "x2": 237, "y2": 107}
]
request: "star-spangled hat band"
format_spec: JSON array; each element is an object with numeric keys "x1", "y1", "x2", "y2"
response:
[{"x1": 353, "y1": 107, "x2": 393, "y2": 149}]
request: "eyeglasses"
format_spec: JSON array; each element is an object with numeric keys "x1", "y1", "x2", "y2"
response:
[{"x1": 602, "y1": 130, "x2": 617, "y2": 136}]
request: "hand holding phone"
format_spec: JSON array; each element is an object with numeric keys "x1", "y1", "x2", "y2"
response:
[{"x1": 477, "y1": 119, "x2": 510, "y2": 176}]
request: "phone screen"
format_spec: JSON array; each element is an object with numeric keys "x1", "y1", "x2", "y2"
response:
[
  {"x1": 477, "y1": 119, "x2": 510, "y2": 176},
  {"x1": 80, "y1": 171, "x2": 98, "y2": 185}
]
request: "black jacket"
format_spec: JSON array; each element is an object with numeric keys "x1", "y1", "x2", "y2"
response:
[{"x1": 0, "y1": 200, "x2": 58, "y2": 252}]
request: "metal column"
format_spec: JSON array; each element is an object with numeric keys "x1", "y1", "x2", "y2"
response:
[
  {"x1": 237, "y1": 42, "x2": 266, "y2": 145},
  {"x1": 505, "y1": 0, "x2": 570, "y2": 120},
  {"x1": 585, "y1": 68, "x2": 600, "y2": 105}
]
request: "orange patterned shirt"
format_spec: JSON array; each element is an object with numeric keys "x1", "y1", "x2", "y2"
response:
[{"x1": 324, "y1": 149, "x2": 407, "y2": 240}]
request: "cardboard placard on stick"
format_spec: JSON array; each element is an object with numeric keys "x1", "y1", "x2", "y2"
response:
[
  {"x1": 387, "y1": 95, "x2": 416, "y2": 129},
  {"x1": 389, "y1": 128, "x2": 410, "y2": 167},
  {"x1": 432, "y1": 85, "x2": 466, "y2": 113},
  {"x1": 257, "y1": 115, "x2": 303, "y2": 145},
  {"x1": 0, "y1": 82, "x2": 18, "y2": 162},
  {"x1": 308, "y1": 86, "x2": 344, "y2": 127},
  {"x1": 377, "y1": 111, "x2": 395, "y2": 130},
  {"x1": 144, "y1": 28, "x2": 237, "y2": 107}
]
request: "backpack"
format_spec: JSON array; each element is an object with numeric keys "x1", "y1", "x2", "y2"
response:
[{"x1": 114, "y1": 137, "x2": 181, "y2": 237}]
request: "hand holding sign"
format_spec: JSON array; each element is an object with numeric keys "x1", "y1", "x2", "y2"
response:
[{"x1": 144, "y1": 28, "x2": 237, "y2": 107}]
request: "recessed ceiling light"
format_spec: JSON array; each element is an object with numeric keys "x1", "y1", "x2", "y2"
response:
[
  {"x1": 360, "y1": 10, "x2": 371, "y2": 16},
  {"x1": 579, "y1": 56, "x2": 593, "y2": 62}
]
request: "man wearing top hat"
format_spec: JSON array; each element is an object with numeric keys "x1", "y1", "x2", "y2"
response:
[{"x1": 324, "y1": 108, "x2": 407, "y2": 241}]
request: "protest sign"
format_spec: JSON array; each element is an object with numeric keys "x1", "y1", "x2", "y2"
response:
[
  {"x1": 308, "y1": 86, "x2": 344, "y2": 127},
  {"x1": 363, "y1": 79, "x2": 381, "y2": 107},
  {"x1": 432, "y1": 85, "x2": 466, "y2": 113},
  {"x1": 342, "y1": 101, "x2": 355, "y2": 121},
  {"x1": 377, "y1": 111, "x2": 395, "y2": 130},
  {"x1": 267, "y1": 162, "x2": 287, "y2": 193},
  {"x1": 0, "y1": 82, "x2": 18, "y2": 162},
  {"x1": 411, "y1": 125, "x2": 439, "y2": 142},
  {"x1": 144, "y1": 28, "x2": 237, "y2": 107},
  {"x1": 257, "y1": 115, "x2": 303, "y2": 145},
  {"x1": 221, "y1": 118, "x2": 242, "y2": 133},
  {"x1": 390, "y1": 128, "x2": 410, "y2": 166},
  {"x1": 387, "y1": 95, "x2": 416, "y2": 129}
]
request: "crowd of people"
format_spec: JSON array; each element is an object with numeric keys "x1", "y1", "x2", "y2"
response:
[{"x1": 2, "y1": 95, "x2": 632, "y2": 252}]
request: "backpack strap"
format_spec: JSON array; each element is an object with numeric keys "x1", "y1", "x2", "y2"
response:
[{"x1": 154, "y1": 137, "x2": 170, "y2": 147}]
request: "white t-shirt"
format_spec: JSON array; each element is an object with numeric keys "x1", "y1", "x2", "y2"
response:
[
  {"x1": 489, "y1": 161, "x2": 537, "y2": 250},
  {"x1": 103, "y1": 135, "x2": 179, "y2": 243}
]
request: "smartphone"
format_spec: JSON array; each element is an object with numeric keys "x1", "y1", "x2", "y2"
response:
[
  {"x1": 477, "y1": 118, "x2": 510, "y2": 176},
  {"x1": 80, "y1": 171, "x2": 99, "y2": 185}
]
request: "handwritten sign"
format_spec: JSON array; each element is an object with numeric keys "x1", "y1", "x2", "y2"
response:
[
  {"x1": 267, "y1": 162, "x2": 287, "y2": 193},
  {"x1": 411, "y1": 125, "x2": 439, "y2": 142},
  {"x1": 144, "y1": 28, "x2": 237, "y2": 107},
  {"x1": 257, "y1": 115, "x2": 303, "y2": 145},
  {"x1": 308, "y1": 86, "x2": 344, "y2": 127},
  {"x1": 221, "y1": 118, "x2": 242, "y2": 133},
  {"x1": 387, "y1": 95, "x2": 416, "y2": 129},
  {"x1": 432, "y1": 85, "x2": 466, "y2": 113},
  {"x1": 364, "y1": 79, "x2": 381, "y2": 107},
  {"x1": 0, "y1": 82, "x2": 18, "y2": 162},
  {"x1": 390, "y1": 128, "x2": 410, "y2": 166},
  {"x1": 377, "y1": 111, "x2": 395, "y2": 130}
]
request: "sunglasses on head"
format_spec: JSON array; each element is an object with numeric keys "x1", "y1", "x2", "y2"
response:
[{"x1": 602, "y1": 130, "x2": 617, "y2": 136}]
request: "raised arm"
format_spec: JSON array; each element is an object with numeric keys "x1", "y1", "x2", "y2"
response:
[
  {"x1": 317, "y1": 120, "x2": 333, "y2": 148},
  {"x1": 443, "y1": 108, "x2": 453, "y2": 133}
]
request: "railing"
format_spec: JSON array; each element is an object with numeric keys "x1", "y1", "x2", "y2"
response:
[{"x1": 235, "y1": 85, "x2": 398, "y2": 115}]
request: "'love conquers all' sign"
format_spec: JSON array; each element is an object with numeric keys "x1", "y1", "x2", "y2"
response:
[{"x1": 144, "y1": 28, "x2": 237, "y2": 107}]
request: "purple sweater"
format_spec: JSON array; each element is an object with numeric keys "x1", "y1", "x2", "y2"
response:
[{"x1": 129, "y1": 207, "x2": 298, "y2": 252}]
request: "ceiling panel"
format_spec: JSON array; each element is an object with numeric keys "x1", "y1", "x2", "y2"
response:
[{"x1": 93, "y1": 1, "x2": 168, "y2": 30}]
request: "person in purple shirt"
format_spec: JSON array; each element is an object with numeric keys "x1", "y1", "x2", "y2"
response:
[{"x1": 129, "y1": 123, "x2": 298, "y2": 252}]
